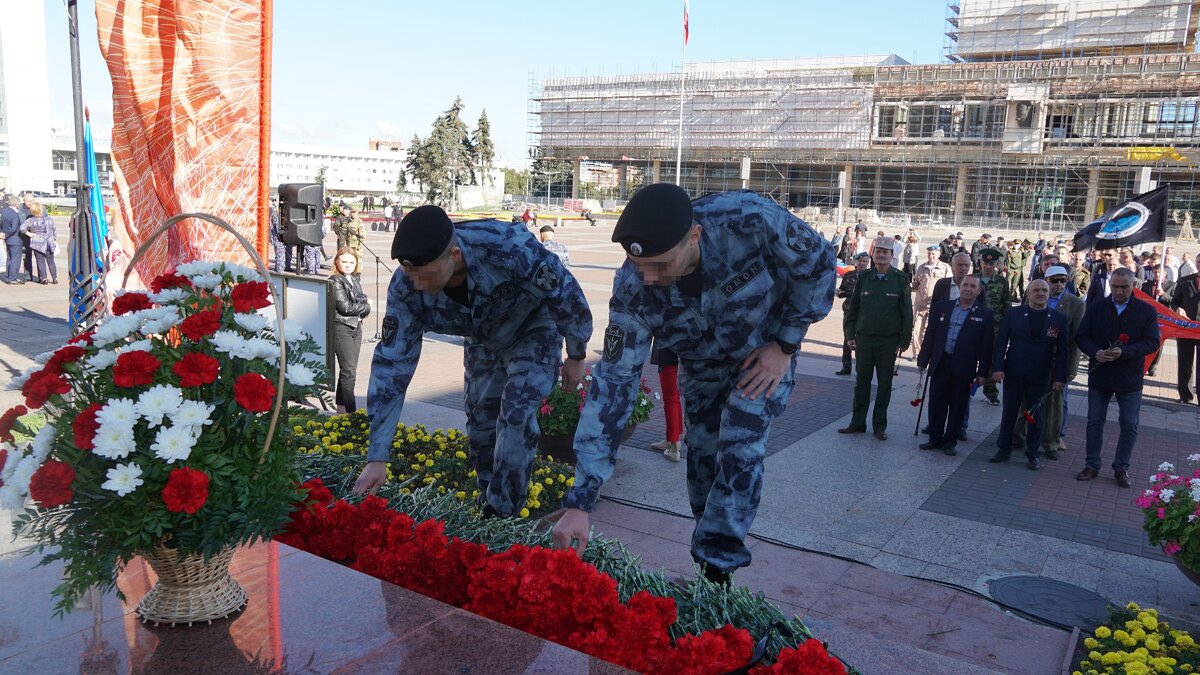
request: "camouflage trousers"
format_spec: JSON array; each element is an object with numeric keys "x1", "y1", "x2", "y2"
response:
[
  {"x1": 681, "y1": 354, "x2": 797, "y2": 573},
  {"x1": 463, "y1": 330, "x2": 560, "y2": 517}
]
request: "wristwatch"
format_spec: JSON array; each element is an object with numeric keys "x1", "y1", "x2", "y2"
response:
[
  {"x1": 567, "y1": 353, "x2": 586, "y2": 361},
  {"x1": 773, "y1": 338, "x2": 799, "y2": 355}
]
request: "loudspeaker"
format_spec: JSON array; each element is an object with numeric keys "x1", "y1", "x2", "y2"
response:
[{"x1": 279, "y1": 183, "x2": 324, "y2": 246}]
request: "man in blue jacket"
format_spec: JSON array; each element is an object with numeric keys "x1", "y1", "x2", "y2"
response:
[
  {"x1": 917, "y1": 275, "x2": 994, "y2": 456},
  {"x1": 0, "y1": 195, "x2": 24, "y2": 285},
  {"x1": 1075, "y1": 267, "x2": 1160, "y2": 487},
  {"x1": 989, "y1": 279, "x2": 1070, "y2": 470}
]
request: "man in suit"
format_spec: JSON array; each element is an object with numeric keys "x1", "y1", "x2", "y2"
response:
[
  {"x1": 1086, "y1": 249, "x2": 1120, "y2": 304},
  {"x1": 1171, "y1": 271, "x2": 1200, "y2": 404},
  {"x1": 931, "y1": 251, "x2": 973, "y2": 306},
  {"x1": 1075, "y1": 267, "x2": 1161, "y2": 487},
  {"x1": 917, "y1": 275, "x2": 994, "y2": 456},
  {"x1": 989, "y1": 279, "x2": 1070, "y2": 470},
  {"x1": 835, "y1": 253, "x2": 871, "y2": 375},
  {"x1": 0, "y1": 195, "x2": 24, "y2": 285},
  {"x1": 1011, "y1": 266, "x2": 1085, "y2": 459}
]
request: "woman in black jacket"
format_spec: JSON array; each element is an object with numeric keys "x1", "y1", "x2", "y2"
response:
[{"x1": 331, "y1": 247, "x2": 371, "y2": 413}]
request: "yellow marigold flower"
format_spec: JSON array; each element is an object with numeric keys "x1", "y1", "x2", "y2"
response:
[
  {"x1": 1140, "y1": 614, "x2": 1160, "y2": 632},
  {"x1": 544, "y1": 477, "x2": 554, "y2": 485},
  {"x1": 434, "y1": 450, "x2": 443, "y2": 457},
  {"x1": 1088, "y1": 651, "x2": 1102, "y2": 662},
  {"x1": 519, "y1": 508, "x2": 530, "y2": 518},
  {"x1": 1115, "y1": 630, "x2": 1131, "y2": 641},
  {"x1": 455, "y1": 451, "x2": 467, "y2": 460},
  {"x1": 1133, "y1": 628, "x2": 1148, "y2": 642},
  {"x1": 411, "y1": 464, "x2": 421, "y2": 471},
  {"x1": 1102, "y1": 652, "x2": 1125, "y2": 665},
  {"x1": 423, "y1": 476, "x2": 434, "y2": 484},
  {"x1": 1146, "y1": 638, "x2": 1161, "y2": 651},
  {"x1": 1084, "y1": 638, "x2": 1099, "y2": 650},
  {"x1": 425, "y1": 459, "x2": 434, "y2": 467},
  {"x1": 1096, "y1": 626, "x2": 1112, "y2": 638},
  {"x1": 1128, "y1": 602, "x2": 1143, "y2": 611},
  {"x1": 323, "y1": 421, "x2": 332, "y2": 429},
  {"x1": 455, "y1": 491, "x2": 467, "y2": 500}
]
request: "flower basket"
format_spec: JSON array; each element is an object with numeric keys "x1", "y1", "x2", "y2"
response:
[
  {"x1": 1137, "y1": 456, "x2": 1200, "y2": 574},
  {"x1": 1, "y1": 212, "x2": 329, "y2": 620},
  {"x1": 138, "y1": 543, "x2": 245, "y2": 625},
  {"x1": 535, "y1": 369, "x2": 655, "y2": 464},
  {"x1": 538, "y1": 424, "x2": 636, "y2": 464}
]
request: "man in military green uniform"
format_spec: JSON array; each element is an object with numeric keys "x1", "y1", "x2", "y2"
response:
[
  {"x1": 839, "y1": 237, "x2": 913, "y2": 440},
  {"x1": 978, "y1": 248, "x2": 1010, "y2": 406},
  {"x1": 1006, "y1": 239, "x2": 1030, "y2": 304}
]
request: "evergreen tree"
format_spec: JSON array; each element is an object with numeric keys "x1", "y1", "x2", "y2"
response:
[
  {"x1": 473, "y1": 110, "x2": 496, "y2": 186},
  {"x1": 529, "y1": 151, "x2": 573, "y2": 202}
]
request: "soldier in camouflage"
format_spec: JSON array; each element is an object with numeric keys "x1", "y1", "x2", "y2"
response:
[
  {"x1": 353, "y1": 206, "x2": 593, "y2": 518},
  {"x1": 977, "y1": 248, "x2": 1010, "y2": 406},
  {"x1": 551, "y1": 184, "x2": 836, "y2": 584}
]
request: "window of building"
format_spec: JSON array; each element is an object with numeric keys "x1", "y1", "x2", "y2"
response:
[{"x1": 52, "y1": 150, "x2": 76, "y2": 171}]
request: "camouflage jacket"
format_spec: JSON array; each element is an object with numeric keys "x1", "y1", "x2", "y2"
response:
[
  {"x1": 564, "y1": 191, "x2": 836, "y2": 511},
  {"x1": 366, "y1": 219, "x2": 592, "y2": 461},
  {"x1": 978, "y1": 274, "x2": 1010, "y2": 320}
]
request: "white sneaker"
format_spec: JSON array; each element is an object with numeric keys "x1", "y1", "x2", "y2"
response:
[{"x1": 663, "y1": 442, "x2": 681, "y2": 462}]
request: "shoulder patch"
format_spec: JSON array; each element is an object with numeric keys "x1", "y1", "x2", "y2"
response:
[
  {"x1": 721, "y1": 262, "x2": 764, "y2": 297},
  {"x1": 603, "y1": 324, "x2": 626, "y2": 361},
  {"x1": 533, "y1": 263, "x2": 559, "y2": 292},
  {"x1": 382, "y1": 315, "x2": 399, "y2": 346}
]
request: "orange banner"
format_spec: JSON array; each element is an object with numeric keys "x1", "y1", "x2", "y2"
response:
[{"x1": 96, "y1": 0, "x2": 272, "y2": 288}]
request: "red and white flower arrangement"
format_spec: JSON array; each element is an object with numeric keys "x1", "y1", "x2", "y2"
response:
[
  {"x1": 1, "y1": 260, "x2": 328, "y2": 616},
  {"x1": 1139, "y1": 456, "x2": 1200, "y2": 567}
]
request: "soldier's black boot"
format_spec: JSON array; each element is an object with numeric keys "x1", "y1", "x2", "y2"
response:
[{"x1": 700, "y1": 563, "x2": 732, "y2": 586}]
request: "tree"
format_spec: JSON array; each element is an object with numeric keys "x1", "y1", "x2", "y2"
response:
[
  {"x1": 503, "y1": 168, "x2": 529, "y2": 196},
  {"x1": 473, "y1": 109, "x2": 496, "y2": 186},
  {"x1": 314, "y1": 165, "x2": 328, "y2": 185},
  {"x1": 529, "y1": 151, "x2": 573, "y2": 203}
]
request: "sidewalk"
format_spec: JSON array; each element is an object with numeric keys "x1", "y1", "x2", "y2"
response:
[{"x1": 4, "y1": 217, "x2": 1199, "y2": 673}]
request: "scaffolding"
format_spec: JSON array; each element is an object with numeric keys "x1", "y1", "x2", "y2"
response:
[{"x1": 528, "y1": 3, "x2": 1200, "y2": 236}]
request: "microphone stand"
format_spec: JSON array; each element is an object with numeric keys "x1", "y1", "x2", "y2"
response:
[{"x1": 354, "y1": 232, "x2": 392, "y2": 342}]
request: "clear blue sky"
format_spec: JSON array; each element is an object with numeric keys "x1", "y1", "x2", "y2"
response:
[{"x1": 43, "y1": 1, "x2": 946, "y2": 165}]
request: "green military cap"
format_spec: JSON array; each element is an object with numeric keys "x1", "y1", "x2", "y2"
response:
[{"x1": 979, "y1": 247, "x2": 1003, "y2": 263}]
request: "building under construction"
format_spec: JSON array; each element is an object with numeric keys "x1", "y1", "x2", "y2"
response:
[{"x1": 531, "y1": 0, "x2": 1200, "y2": 234}]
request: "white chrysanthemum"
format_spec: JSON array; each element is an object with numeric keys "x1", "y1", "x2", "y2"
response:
[
  {"x1": 210, "y1": 330, "x2": 248, "y2": 356},
  {"x1": 85, "y1": 349, "x2": 119, "y2": 373},
  {"x1": 136, "y1": 385, "x2": 184, "y2": 427},
  {"x1": 148, "y1": 287, "x2": 188, "y2": 304},
  {"x1": 245, "y1": 337, "x2": 279, "y2": 362},
  {"x1": 6, "y1": 365, "x2": 39, "y2": 390},
  {"x1": 176, "y1": 260, "x2": 215, "y2": 277},
  {"x1": 92, "y1": 425, "x2": 135, "y2": 460},
  {"x1": 1, "y1": 448, "x2": 23, "y2": 483},
  {"x1": 1150, "y1": 475, "x2": 1160, "y2": 483},
  {"x1": 141, "y1": 310, "x2": 183, "y2": 336},
  {"x1": 10, "y1": 454, "x2": 41, "y2": 494},
  {"x1": 1161, "y1": 489, "x2": 1176, "y2": 503},
  {"x1": 0, "y1": 484, "x2": 25, "y2": 511},
  {"x1": 1159, "y1": 462, "x2": 1176, "y2": 472},
  {"x1": 286, "y1": 363, "x2": 316, "y2": 387},
  {"x1": 30, "y1": 424, "x2": 56, "y2": 462},
  {"x1": 190, "y1": 273, "x2": 223, "y2": 290},
  {"x1": 118, "y1": 340, "x2": 154, "y2": 354},
  {"x1": 151, "y1": 425, "x2": 196, "y2": 464},
  {"x1": 222, "y1": 262, "x2": 263, "y2": 283},
  {"x1": 93, "y1": 315, "x2": 141, "y2": 348},
  {"x1": 96, "y1": 398, "x2": 138, "y2": 430},
  {"x1": 174, "y1": 401, "x2": 215, "y2": 430},
  {"x1": 1190, "y1": 454, "x2": 1200, "y2": 463},
  {"x1": 234, "y1": 312, "x2": 269, "y2": 333},
  {"x1": 132, "y1": 307, "x2": 174, "y2": 322},
  {"x1": 274, "y1": 319, "x2": 305, "y2": 343},
  {"x1": 101, "y1": 462, "x2": 143, "y2": 496},
  {"x1": 33, "y1": 350, "x2": 56, "y2": 365}
]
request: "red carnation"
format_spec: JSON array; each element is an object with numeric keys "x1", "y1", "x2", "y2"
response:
[
  {"x1": 0, "y1": 405, "x2": 27, "y2": 443},
  {"x1": 72, "y1": 402, "x2": 104, "y2": 450},
  {"x1": 150, "y1": 271, "x2": 192, "y2": 294},
  {"x1": 173, "y1": 352, "x2": 220, "y2": 387},
  {"x1": 179, "y1": 308, "x2": 222, "y2": 342},
  {"x1": 1022, "y1": 410, "x2": 1036, "y2": 424},
  {"x1": 22, "y1": 369, "x2": 71, "y2": 408},
  {"x1": 0, "y1": 448, "x2": 7, "y2": 488},
  {"x1": 44, "y1": 345, "x2": 86, "y2": 375},
  {"x1": 111, "y1": 292, "x2": 153, "y2": 316},
  {"x1": 162, "y1": 467, "x2": 210, "y2": 514},
  {"x1": 112, "y1": 350, "x2": 161, "y2": 388},
  {"x1": 29, "y1": 460, "x2": 75, "y2": 509},
  {"x1": 230, "y1": 281, "x2": 271, "y2": 314},
  {"x1": 1118, "y1": 333, "x2": 1130, "y2": 344},
  {"x1": 67, "y1": 330, "x2": 95, "y2": 346},
  {"x1": 910, "y1": 398, "x2": 923, "y2": 407},
  {"x1": 234, "y1": 372, "x2": 276, "y2": 412}
]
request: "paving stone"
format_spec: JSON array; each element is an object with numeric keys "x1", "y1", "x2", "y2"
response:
[
  {"x1": 922, "y1": 594, "x2": 1072, "y2": 675},
  {"x1": 868, "y1": 552, "x2": 930, "y2": 577},
  {"x1": 1039, "y1": 556, "x2": 1103, "y2": 592}
]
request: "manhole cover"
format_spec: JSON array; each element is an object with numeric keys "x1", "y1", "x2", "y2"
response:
[{"x1": 988, "y1": 575, "x2": 1112, "y2": 630}]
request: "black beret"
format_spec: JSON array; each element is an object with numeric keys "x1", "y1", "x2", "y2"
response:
[
  {"x1": 391, "y1": 205, "x2": 454, "y2": 266},
  {"x1": 612, "y1": 183, "x2": 693, "y2": 257}
]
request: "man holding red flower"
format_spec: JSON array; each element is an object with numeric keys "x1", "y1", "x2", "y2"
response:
[{"x1": 1075, "y1": 267, "x2": 1160, "y2": 487}]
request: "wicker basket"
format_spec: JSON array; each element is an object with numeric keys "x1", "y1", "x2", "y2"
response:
[{"x1": 136, "y1": 544, "x2": 246, "y2": 626}]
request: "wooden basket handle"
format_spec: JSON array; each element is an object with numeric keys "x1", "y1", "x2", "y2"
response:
[{"x1": 123, "y1": 213, "x2": 286, "y2": 464}]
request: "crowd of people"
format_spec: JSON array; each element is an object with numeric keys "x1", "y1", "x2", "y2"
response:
[{"x1": 834, "y1": 223, "x2": 1175, "y2": 488}]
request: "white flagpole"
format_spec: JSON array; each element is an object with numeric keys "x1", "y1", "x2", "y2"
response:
[{"x1": 676, "y1": 0, "x2": 687, "y2": 186}]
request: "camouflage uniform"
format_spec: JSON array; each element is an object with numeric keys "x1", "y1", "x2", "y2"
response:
[
  {"x1": 542, "y1": 240, "x2": 570, "y2": 268},
  {"x1": 268, "y1": 205, "x2": 286, "y2": 273},
  {"x1": 367, "y1": 219, "x2": 592, "y2": 516},
  {"x1": 978, "y1": 270, "x2": 1010, "y2": 403},
  {"x1": 564, "y1": 191, "x2": 835, "y2": 574},
  {"x1": 1006, "y1": 245, "x2": 1029, "y2": 302}
]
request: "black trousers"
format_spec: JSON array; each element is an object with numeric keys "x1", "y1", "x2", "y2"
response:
[
  {"x1": 1180, "y1": 338, "x2": 1200, "y2": 401},
  {"x1": 333, "y1": 322, "x2": 362, "y2": 410},
  {"x1": 840, "y1": 315, "x2": 852, "y2": 371},
  {"x1": 926, "y1": 358, "x2": 971, "y2": 448},
  {"x1": 32, "y1": 250, "x2": 56, "y2": 282}
]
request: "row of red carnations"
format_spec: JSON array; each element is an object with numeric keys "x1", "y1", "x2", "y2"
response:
[{"x1": 277, "y1": 479, "x2": 846, "y2": 675}]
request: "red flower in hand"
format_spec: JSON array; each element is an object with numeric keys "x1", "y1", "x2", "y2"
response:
[
  {"x1": 111, "y1": 292, "x2": 153, "y2": 316},
  {"x1": 72, "y1": 402, "x2": 104, "y2": 450},
  {"x1": 910, "y1": 398, "x2": 923, "y2": 407},
  {"x1": 179, "y1": 308, "x2": 222, "y2": 342},
  {"x1": 234, "y1": 372, "x2": 276, "y2": 412},
  {"x1": 29, "y1": 460, "x2": 75, "y2": 509},
  {"x1": 1118, "y1": 333, "x2": 1130, "y2": 344},
  {"x1": 113, "y1": 351, "x2": 161, "y2": 388},
  {"x1": 173, "y1": 352, "x2": 220, "y2": 387},
  {"x1": 162, "y1": 467, "x2": 210, "y2": 514},
  {"x1": 0, "y1": 405, "x2": 27, "y2": 443},
  {"x1": 230, "y1": 281, "x2": 271, "y2": 314},
  {"x1": 22, "y1": 369, "x2": 71, "y2": 408},
  {"x1": 1022, "y1": 410, "x2": 1036, "y2": 424},
  {"x1": 150, "y1": 271, "x2": 192, "y2": 294}
]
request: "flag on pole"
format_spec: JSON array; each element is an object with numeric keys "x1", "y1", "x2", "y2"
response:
[
  {"x1": 683, "y1": 0, "x2": 689, "y2": 44},
  {"x1": 1072, "y1": 185, "x2": 1169, "y2": 252},
  {"x1": 69, "y1": 109, "x2": 110, "y2": 332}
]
